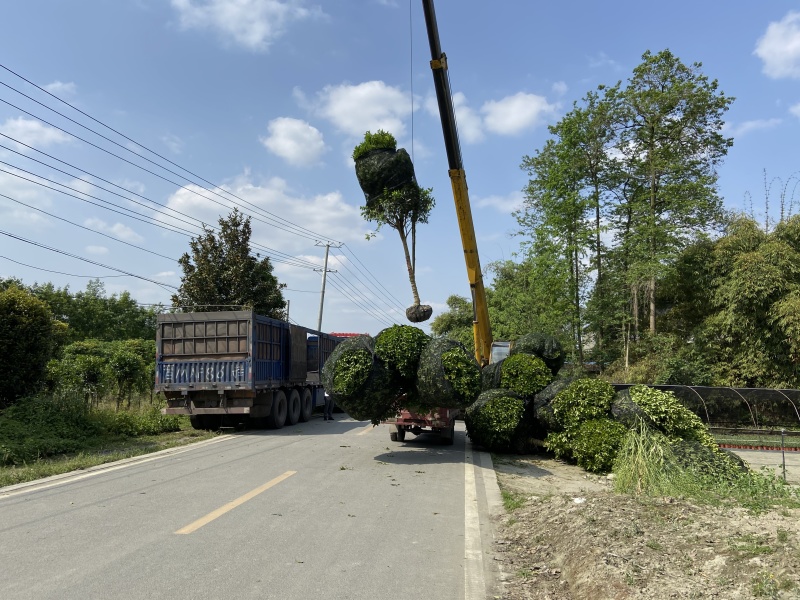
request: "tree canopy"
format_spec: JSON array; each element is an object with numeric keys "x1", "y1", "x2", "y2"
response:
[{"x1": 171, "y1": 209, "x2": 286, "y2": 318}]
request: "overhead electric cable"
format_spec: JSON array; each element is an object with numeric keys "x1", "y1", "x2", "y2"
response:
[
  {"x1": 0, "y1": 164, "x2": 321, "y2": 270},
  {"x1": 325, "y1": 277, "x2": 397, "y2": 328},
  {"x1": 0, "y1": 229, "x2": 177, "y2": 292},
  {"x1": 340, "y1": 243, "x2": 407, "y2": 308},
  {"x1": 0, "y1": 255, "x2": 128, "y2": 278},
  {"x1": 0, "y1": 72, "x2": 340, "y2": 243},
  {"x1": 330, "y1": 248, "x2": 407, "y2": 315}
]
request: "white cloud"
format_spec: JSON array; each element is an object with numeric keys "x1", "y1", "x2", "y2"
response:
[
  {"x1": 0, "y1": 117, "x2": 71, "y2": 150},
  {"x1": 725, "y1": 118, "x2": 782, "y2": 137},
  {"x1": 552, "y1": 81, "x2": 568, "y2": 96},
  {"x1": 171, "y1": 0, "x2": 322, "y2": 52},
  {"x1": 43, "y1": 81, "x2": 77, "y2": 97},
  {"x1": 481, "y1": 93, "x2": 557, "y2": 135},
  {"x1": 310, "y1": 81, "x2": 412, "y2": 138},
  {"x1": 475, "y1": 190, "x2": 525, "y2": 213},
  {"x1": 84, "y1": 218, "x2": 145, "y2": 243},
  {"x1": 155, "y1": 271, "x2": 176, "y2": 278},
  {"x1": 161, "y1": 173, "x2": 370, "y2": 254},
  {"x1": 85, "y1": 245, "x2": 109, "y2": 255},
  {"x1": 425, "y1": 91, "x2": 484, "y2": 144},
  {"x1": 588, "y1": 52, "x2": 623, "y2": 71},
  {"x1": 260, "y1": 117, "x2": 326, "y2": 166},
  {"x1": 791, "y1": 102, "x2": 800, "y2": 118},
  {"x1": 754, "y1": 11, "x2": 800, "y2": 79},
  {"x1": 161, "y1": 133, "x2": 184, "y2": 155},
  {"x1": 0, "y1": 168, "x2": 54, "y2": 228}
]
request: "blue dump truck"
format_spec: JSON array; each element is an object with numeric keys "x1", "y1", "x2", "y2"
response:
[{"x1": 156, "y1": 310, "x2": 341, "y2": 430}]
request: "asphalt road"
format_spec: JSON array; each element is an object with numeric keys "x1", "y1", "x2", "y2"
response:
[{"x1": 0, "y1": 417, "x2": 503, "y2": 600}]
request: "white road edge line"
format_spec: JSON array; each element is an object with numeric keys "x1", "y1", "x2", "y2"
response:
[
  {"x1": 0, "y1": 434, "x2": 235, "y2": 499},
  {"x1": 464, "y1": 448, "x2": 486, "y2": 600}
]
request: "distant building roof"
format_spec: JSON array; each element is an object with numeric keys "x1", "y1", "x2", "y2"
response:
[{"x1": 329, "y1": 332, "x2": 369, "y2": 338}]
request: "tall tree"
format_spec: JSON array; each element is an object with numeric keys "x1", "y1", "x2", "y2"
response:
[
  {"x1": 172, "y1": 209, "x2": 286, "y2": 318},
  {"x1": 616, "y1": 49, "x2": 733, "y2": 334}
]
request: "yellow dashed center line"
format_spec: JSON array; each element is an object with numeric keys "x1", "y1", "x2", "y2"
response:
[
  {"x1": 175, "y1": 470, "x2": 296, "y2": 534},
  {"x1": 356, "y1": 424, "x2": 376, "y2": 435}
]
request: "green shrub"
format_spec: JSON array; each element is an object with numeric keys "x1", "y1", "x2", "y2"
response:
[
  {"x1": 0, "y1": 286, "x2": 59, "y2": 406},
  {"x1": 104, "y1": 407, "x2": 182, "y2": 436},
  {"x1": 499, "y1": 353, "x2": 552, "y2": 398},
  {"x1": 510, "y1": 332, "x2": 565, "y2": 375},
  {"x1": 465, "y1": 389, "x2": 524, "y2": 451},
  {"x1": 569, "y1": 418, "x2": 628, "y2": 473},
  {"x1": 551, "y1": 378, "x2": 615, "y2": 428},
  {"x1": 375, "y1": 325, "x2": 430, "y2": 388},
  {"x1": 417, "y1": 337, "x2": 481, "y2": 409},
  {"x1": 628, "y1": 385, "x2": 716, "y2": 449},
  {"x1": 352, "y1": 130, "x2": 397, "y2": 161},
  {"x1": 322, "y1": 335, "x2": 401, "y2": 424}
]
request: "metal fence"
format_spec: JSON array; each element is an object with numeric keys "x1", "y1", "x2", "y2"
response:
[{"x1": 613, "y1": 384, "x2": 800, "y2": 429}]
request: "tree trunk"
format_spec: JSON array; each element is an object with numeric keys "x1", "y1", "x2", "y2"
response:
[
  {"x1": 649, "y1": 276, "x2": 656, "y2": 334},
  {"x1": 397, "y1": 228, "x2": 421, "y2": 305},
  {"x1": 632, "y1": 283, "x2": 639, "y2": 342}
]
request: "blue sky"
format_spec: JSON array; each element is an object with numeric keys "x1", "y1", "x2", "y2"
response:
[{"x1": 1, "y1": 1, "x2": 799, "y2": 336}]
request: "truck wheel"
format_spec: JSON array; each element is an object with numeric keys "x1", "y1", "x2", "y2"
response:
[
  {"x1": 299, "y1": 388, "x2": 313, "y2": 422},
  {"x1": 390, "y1": 432, "x2": 398, "y2": 442},
  {"x1": 395, "y1": 426, "x2": 406, "y2": 442},
  {"x1": 286, "y1": 389, "x2": 301, "y2": 426},
  {"x1": 205, "y1": 415, "x2": 222, "y2": 431},
  {"x1": 269, "y1": 390, "x2": 288, "y2": 429},
  {"x1": 190, "y1": 415, "x2": 205, "y2": 430}
]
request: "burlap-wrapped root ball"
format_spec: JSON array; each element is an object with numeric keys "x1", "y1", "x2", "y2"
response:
[
  {"x1": 354, "y1": 147, "x2": 417, "y2": 207},
  {"x1": 415, "y1": 337, "x2": 481, "y2": 410},
  {"x1": 464, "y1": 389, "x2": 525, "y2": 452},
  {"x1": 374, "y1": 325, "x2": 430, "y2": 394},
  {"x1": 322, "y1": 335, "x2": 401, "y2": 424},
  {"x1": 510, "y1": 332, "x2": 565, "y2": 376}
]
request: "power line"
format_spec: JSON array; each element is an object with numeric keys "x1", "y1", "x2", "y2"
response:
[
  {"x1": 0, "y1": 70, "x2": 341, "y2": 243},
  {"x1": 0, "y1": 254, "x2": 128, "y2": 278},
  {"x1": 0, "y1": 229, "x2": 177, "y2": 292}
]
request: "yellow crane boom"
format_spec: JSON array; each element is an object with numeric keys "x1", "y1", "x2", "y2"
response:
[{"x1": 421, "y1": 0, "x2": 493, "y2": 365}]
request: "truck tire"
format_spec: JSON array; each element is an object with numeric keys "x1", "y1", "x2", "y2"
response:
[
  {"x1": 287, "y1": 389, "x2": 301, "y2": 426},
  {"x1": 190, "y1": 415, "x2": 205, "y2": 430},
  {"x1": 395, "y1": 426, "x2": 406, "y2": 442},
  {"x1": 269, "y1": 390, "x2": 288, "y2": 429},
  {"x1": 390, "y1": 432, "x2": 398, "y2": 442},
  {"x1": 299, "y1": 388, "x2": 313, "y2": 422}
]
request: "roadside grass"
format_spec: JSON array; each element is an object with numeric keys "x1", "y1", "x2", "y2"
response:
[
  {"x1": 614, "y1": 421, "x2": 800, "y2": 513},
  {"x1": 500, "y1": 488, "x2": 527, "y2": 512},
  {"x1": 0, "y1": 394, "x2": 217, "y2": 488}
]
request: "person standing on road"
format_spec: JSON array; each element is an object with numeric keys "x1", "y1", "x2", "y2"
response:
[{"x1": 323, "y1": 392, "x2": 335, "y2": 421}]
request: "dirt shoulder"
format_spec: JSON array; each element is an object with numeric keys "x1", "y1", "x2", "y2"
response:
[{"x1": 492, "y1": 456, "x2": 800, "y2": 600}]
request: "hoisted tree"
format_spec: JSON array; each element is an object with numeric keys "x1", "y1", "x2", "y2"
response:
[{"x1": 353, "y1": 130, "x2": 435, "y2": 323}]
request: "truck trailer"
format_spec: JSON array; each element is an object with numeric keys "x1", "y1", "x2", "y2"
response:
[{"x1": 156, "y1": 310, "x2": 340, "y2": 430}]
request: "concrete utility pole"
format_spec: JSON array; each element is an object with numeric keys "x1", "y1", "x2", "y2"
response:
[{"x1": 315, "y1": 241, "x2": 342, "y2": 333}]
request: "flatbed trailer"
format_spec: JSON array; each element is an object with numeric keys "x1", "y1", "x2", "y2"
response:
[{"x1": 384, "y1": 407, "x2": 457, "y2": 445}]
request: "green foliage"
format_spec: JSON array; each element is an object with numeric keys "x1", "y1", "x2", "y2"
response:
[
  {"x1": 430, "y1": 295, "x2": 474, "y2": 349},
  {"x1": 321, "y1": 336, "x2": 400, "y2": 424},
  {"x1": 571, "y1": 419, "x2": 628, "y2": 473},
  {"x1": 547, "y1": 418, "x2": 627, "y2": 473},
  {"x1": 0, "y1": 395, "x2": 182, "y2": 466},
  {"x1": 0, "y1": 286, "x2": 59, "y2": 406},
  {"x1": 374, "y1": 325, "x2": 430, "y2": 387},
  {"x1": 613, "y1": 420, "x2": 800, "y2": 511},
  {"x1": 171, "y1": 208, "x2": 286, "y2": 318},
  {"x1": 352, "y1": 129, "x2": 397, "y2": 161},
  {"x1": 551, "y1": 378, "x2": 615, "y2": 428},
  {"x1": 628, "y1": 385, "x2": 716, "y2": 448},
  {"x1": 417, "y1": 337, "x2": 481, "y2": 409},
  {"x1": 499, "y1": 353, "x2": 552, "y2": 397},
  {"x1": 97, "y1": 407, "x2": 182, "y2": 437},
  {"x1": 510, "y1": 332, "x2": 566, "y2": 375},
  {"x1": 465, "y1": 389, "x2": 525, "y2": 451},
  {"x1": 323, "y1": 337, "x2": 374, "y2": 398}
]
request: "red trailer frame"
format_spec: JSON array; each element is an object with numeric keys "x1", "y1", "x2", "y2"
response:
[{"x1": 383, "y1": 407, "x2": 457, "y2": 445}]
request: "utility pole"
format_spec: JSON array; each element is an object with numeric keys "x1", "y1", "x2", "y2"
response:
[{"x1": 315, "y1": 241, "x2": 342, "y2": 333}]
